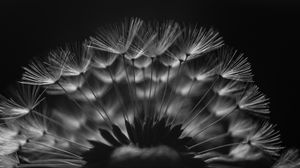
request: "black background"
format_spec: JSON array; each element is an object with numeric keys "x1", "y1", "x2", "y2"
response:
[{"x1": 0, "y1": 0, "x2": 299, "y2": 148}]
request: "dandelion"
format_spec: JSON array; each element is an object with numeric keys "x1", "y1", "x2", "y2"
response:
[{"x1": 0, "y1": 18, "x2": 297, "y2": 168}]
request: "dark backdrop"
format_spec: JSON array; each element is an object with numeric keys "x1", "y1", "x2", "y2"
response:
[{"x1": 0, "y1": 0, "x2": 299, "y2": 148}]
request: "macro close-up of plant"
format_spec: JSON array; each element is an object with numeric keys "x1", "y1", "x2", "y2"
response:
[{"x1": 0, "y1": 16, "x2": 299, "y2": 168}]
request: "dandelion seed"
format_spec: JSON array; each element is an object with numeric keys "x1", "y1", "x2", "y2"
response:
[
  {"x1": 21, "y1": 54, "x2": 65, "y2": 85},
  {"x1": 89, "y1": 18, "x2": 143, "y2": 54},
  {"x1": 0, "y1": 85, "x2": 44, "y2": 119},
  {"x1": 171, "y1": 26, "x2": 223, "y2": 61},
  {"x1": 144, "y1": 21, "x2": 181, "y2": 57},
  {"x1": 217, "y1": 48, "x2": 253, "y2": 82},
  {"x1": 124, "y1": 23, "x2": 157, "y2": 60},
  {"x1": 50, "y1": 43, "x2": 92, "y2": 77},
  {"x1": 237, "y1": 85, "x2": 270, "y2": 114},
  {"x1": 246, "y1": 122, "x2": 283, "y2": 156}
]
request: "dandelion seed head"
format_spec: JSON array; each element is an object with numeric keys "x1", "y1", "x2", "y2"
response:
[{"x1": 0, "y1": 18, "x2": 296, "y2": 168}]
